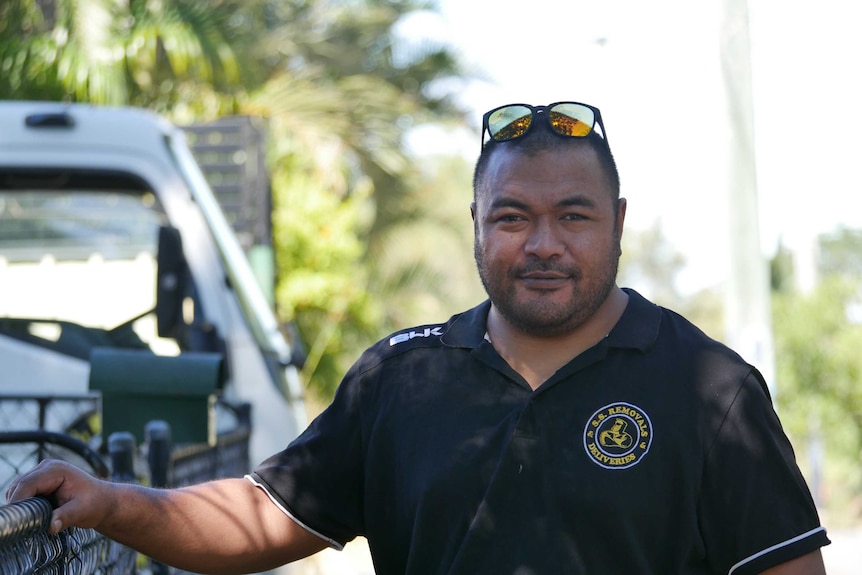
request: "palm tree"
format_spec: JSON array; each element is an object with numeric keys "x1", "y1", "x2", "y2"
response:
[{"x1": 0, "y1": 0, "x2": 241, "y2": 112}]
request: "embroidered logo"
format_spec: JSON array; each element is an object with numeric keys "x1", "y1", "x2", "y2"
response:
[
  {"x1": 389, "y1": 326, "x2": 443, "y2": 346},
  {"x1": 584, "y1": 402, "x2": 653, "y2": 469}
]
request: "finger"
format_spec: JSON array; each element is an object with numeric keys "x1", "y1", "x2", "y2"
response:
[
  {"x1": 5, "y1": 476, "x2": 21, "y2": 502},
  {"x1": 5, "y1": 473, "x2": 36, "y2": 503},
  {"x1": 7, "y1": 461, "x2": 69, "y2": 502}
]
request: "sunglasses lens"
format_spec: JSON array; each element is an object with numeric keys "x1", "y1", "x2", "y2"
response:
[
  {"x1": 487, "y1": 105, "x2": 533, "y2": 142},
  {"x1": 548, "y1": 103, "x2": 595, "y2": 137}
]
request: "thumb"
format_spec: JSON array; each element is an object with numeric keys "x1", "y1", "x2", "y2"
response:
[
  {"x1": 49, "y1": 512, "x2": 65, "y2": 534},
  {"x1": 48, "y1": 492, "x2": 92, "y2": 533}
]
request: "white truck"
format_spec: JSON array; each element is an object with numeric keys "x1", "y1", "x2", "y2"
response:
[{"x1": 0, "y1": 101, "x2": 306, "y2": 466}]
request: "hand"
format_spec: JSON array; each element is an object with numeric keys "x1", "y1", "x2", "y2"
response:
[{"x1": 5, "y1": 459, "x2": 114, "y2": 534}]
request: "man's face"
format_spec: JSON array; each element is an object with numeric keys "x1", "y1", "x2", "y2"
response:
[{"x1": 472, "y1": 144, "x2": 626, "y2": 337}]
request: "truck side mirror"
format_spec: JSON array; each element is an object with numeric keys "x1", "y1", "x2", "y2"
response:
[{"x1": 156, "y1": 225, "x2": 188, "y2": 338}]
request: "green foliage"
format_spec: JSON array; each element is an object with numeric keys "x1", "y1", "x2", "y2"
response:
[
  {"x1": 238, "y1": 1, "x2": 469, "y2": 399},
  {"x1": 271, "y1": 156, "x2": 381, "y2": 398},
  {"x1": 269, "y1": 149, "x2": 482, "y2": 400},
  {"x1": 772, "y1": 274, "x2": 862, "y2": 518},
  {"x1": 0, "y1": 0, "x2": 242, "y2": 113}
]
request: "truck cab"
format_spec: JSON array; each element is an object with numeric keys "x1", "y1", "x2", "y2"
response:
[{"x1": 0, "y1": 101, "x2": 305, "y2": 464}]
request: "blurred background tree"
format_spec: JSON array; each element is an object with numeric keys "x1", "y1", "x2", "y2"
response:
[
  {"x1": 0, "y1": 0, "x2": 242, "y2": 109},
  {"x1": 771, "y1": 230, "x2": 862, "y2": 522},
  {"x1": 236, "y1": 0, "x2": 471, "y2": 398},
  {"x1": 618, "y1": 222, "x2": 725, "y2": 340}
]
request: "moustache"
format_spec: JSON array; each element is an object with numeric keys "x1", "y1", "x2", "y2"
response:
[{"x1": 510, "y1": 261, "x2": 582, "y2": 279}]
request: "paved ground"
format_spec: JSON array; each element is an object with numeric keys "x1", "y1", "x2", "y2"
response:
[
  {"x1": 290, "y1": 540, "x2": 373, "y2": 575},
  {"x1": 295, "y1": 526, "x2": 862, "y2": 575},
  {"x1": 821, "y1": 526, "x2": 862, "y2": 575}
]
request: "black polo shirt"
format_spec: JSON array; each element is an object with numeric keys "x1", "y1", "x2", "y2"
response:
[{"x1": 250, "y1": 289, "x2": 828, "y2": 575}]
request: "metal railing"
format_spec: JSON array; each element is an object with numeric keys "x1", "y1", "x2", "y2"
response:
[
  {"x1": 0, "y1": 497, "x2": 137, "y2": 575},
  {"x1": 0, "y1": 396, "x2": 100, "y2": 495},
  {"x1": 0, "y1": 395, "x2": 100, "y2": 434},
  {"x1": 0, "y1": 432, "x2": 137, "y2": 575},
  {"x1": 0, "y1": 400, "x2": 252, "y2": 575}
]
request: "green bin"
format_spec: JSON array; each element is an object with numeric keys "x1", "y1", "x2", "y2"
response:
[{"x1": 89, "y1": 348, "x2": 223, "y2": 445}]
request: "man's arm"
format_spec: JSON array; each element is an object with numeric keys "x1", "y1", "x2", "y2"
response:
[
  {"x1": 6, "y1": 460, "x2": 329, "y2": 575},
  {"x1": 760, "y1": 550, "x2": 826, "y2": 575}
]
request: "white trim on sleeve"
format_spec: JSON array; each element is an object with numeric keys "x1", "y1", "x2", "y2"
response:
[
  {"x1": 244, "y1": 474, "x2": 345, "y2": 551},
  {"x1": 727, "y1": 526, "x2": 826, "y2": 574}
]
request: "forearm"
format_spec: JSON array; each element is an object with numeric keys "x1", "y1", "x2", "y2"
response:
[
  {"x1": 8, "y1": 460, "x2": 328, "y2": 574},
  {"x1": 99, "y1": 478, "x2": 318, "y2": 574}
]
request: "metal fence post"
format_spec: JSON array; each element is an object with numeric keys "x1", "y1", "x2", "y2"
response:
[
  {"x1": 145, "y1": 421, "x2": 172, "y2": 575},
  {"x1": 108, "y1": 432, "x2": 136, "y2": 483},
  {"x1": 146, "y1": 420, "x2": 172, "y2": 489}
]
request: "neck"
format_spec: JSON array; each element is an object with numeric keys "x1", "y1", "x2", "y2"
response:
[{"x1": 487, "y1": 287, "x2": 629, "y2": 390}]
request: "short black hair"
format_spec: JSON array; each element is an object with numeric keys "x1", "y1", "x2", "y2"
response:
[{"x1": 473, "y1": 120, "x2": 621, "y2": 202}]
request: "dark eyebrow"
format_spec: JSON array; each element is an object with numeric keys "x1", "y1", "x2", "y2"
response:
[
  {"x1": 558, "y1": 196, "x2": 597, "y2": 208},
  {"x1": 488, "y1": 197, "x2": 530, "y2": 211},
  {"x1": 488, "y1": 195, "x2": 596, "y2": 211},
  {"x1": 488, "y1": 195, "x2": 598, "y2": 211}
]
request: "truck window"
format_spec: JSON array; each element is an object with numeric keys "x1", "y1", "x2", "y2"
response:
[{"x1": 0, "y1": 170, "x2": 180, "y2": 356}]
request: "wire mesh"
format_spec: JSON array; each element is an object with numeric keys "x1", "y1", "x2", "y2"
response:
[
  {"x1": 0, "y1": 396, "x2": 100, "y2": 494},
  {"x1": 0, "y1": 399, "x2": 252, "y2": 575},
  {"x1": 0, "y1": 498, "x2": 137, "y2": 575},
  {"x1": 0, "y1": 432, "x2": 107, "y2": 495}
]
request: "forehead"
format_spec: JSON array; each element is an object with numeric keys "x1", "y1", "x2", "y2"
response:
[{"x1": 477, "y1": 145, "x2": 613, "y2": 208}]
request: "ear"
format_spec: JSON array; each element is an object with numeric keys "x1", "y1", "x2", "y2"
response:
[{"x1": 615, "y1": 198, "x2": 627, "y2": 239}]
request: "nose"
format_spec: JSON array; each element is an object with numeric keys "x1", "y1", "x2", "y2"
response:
[{"x1": 524, "y1": 218, "x2": 565, "y2": 259}]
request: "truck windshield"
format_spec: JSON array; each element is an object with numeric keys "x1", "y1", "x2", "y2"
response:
[{"x1": 0, "y1": 173, "x2": 177, "y2": 355}]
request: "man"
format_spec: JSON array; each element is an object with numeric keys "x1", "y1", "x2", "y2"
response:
[{"x1": 7, "y1": 101, "x2": 829, "y2": 574}]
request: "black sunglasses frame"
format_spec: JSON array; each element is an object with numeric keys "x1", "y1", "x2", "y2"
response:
[{"x1": 481, "y1": 101, "x2": 608, "y2": 150}]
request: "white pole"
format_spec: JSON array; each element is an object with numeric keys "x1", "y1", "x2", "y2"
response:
[{"x1": 720, "y1": 0, "x2": 777, "y2": 399}]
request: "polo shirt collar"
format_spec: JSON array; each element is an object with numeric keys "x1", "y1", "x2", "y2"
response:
[
  {"x1": 440, "y1": 300, "x2": 492, "y2": 349},
  {"x1": 607, "y1": 288, "x2": 662, "y2": 352},
  {"x1": 442, "y1": 289, "x2": 660, "y2": 353}
]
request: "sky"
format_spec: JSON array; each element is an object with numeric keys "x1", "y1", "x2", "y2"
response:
[{"x1": 403, "y1": 0, "x2": 862, "y2": 294}]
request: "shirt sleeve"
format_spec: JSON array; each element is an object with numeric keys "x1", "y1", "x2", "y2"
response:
[
  {"x1": 699, "y1": 368, "x2": 830, "y2": 574},
  {"x1": 249, "y1": 363, "x2": 369, "y2": 548}
]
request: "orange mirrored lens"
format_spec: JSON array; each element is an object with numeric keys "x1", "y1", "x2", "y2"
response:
[
  {"x1": 548, "y1": 112, "x2": 592, "y2": 136},
  {"x1": 549, "y1": 104, "x2": 595, "y2": 137},
  {"x1": 488, "y1": 106, "x2": 532, "y2": 141}
]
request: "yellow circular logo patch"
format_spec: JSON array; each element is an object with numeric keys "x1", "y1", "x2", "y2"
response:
[{"x1": 584, "y1": 402, "x2": 653, "y2": 469}]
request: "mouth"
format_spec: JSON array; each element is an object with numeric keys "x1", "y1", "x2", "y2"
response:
[{"x1": 518, "y1": 271, "x2": 570, "y2": 289}]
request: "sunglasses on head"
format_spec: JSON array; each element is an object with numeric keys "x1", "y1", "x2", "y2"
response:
[{"x1": 481, "y1": 101, "x2": 608, "y2": 150}]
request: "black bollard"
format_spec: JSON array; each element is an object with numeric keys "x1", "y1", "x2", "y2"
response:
[
  {"x1": 108, "y1": 432, "x2": 136, "y2": 483},
  {"x1": 146, "y1": 420, "x2": 172, "y2": 489},
  {"x1": 144, "y1": 421, "x2": 172, "y2": 575}
]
